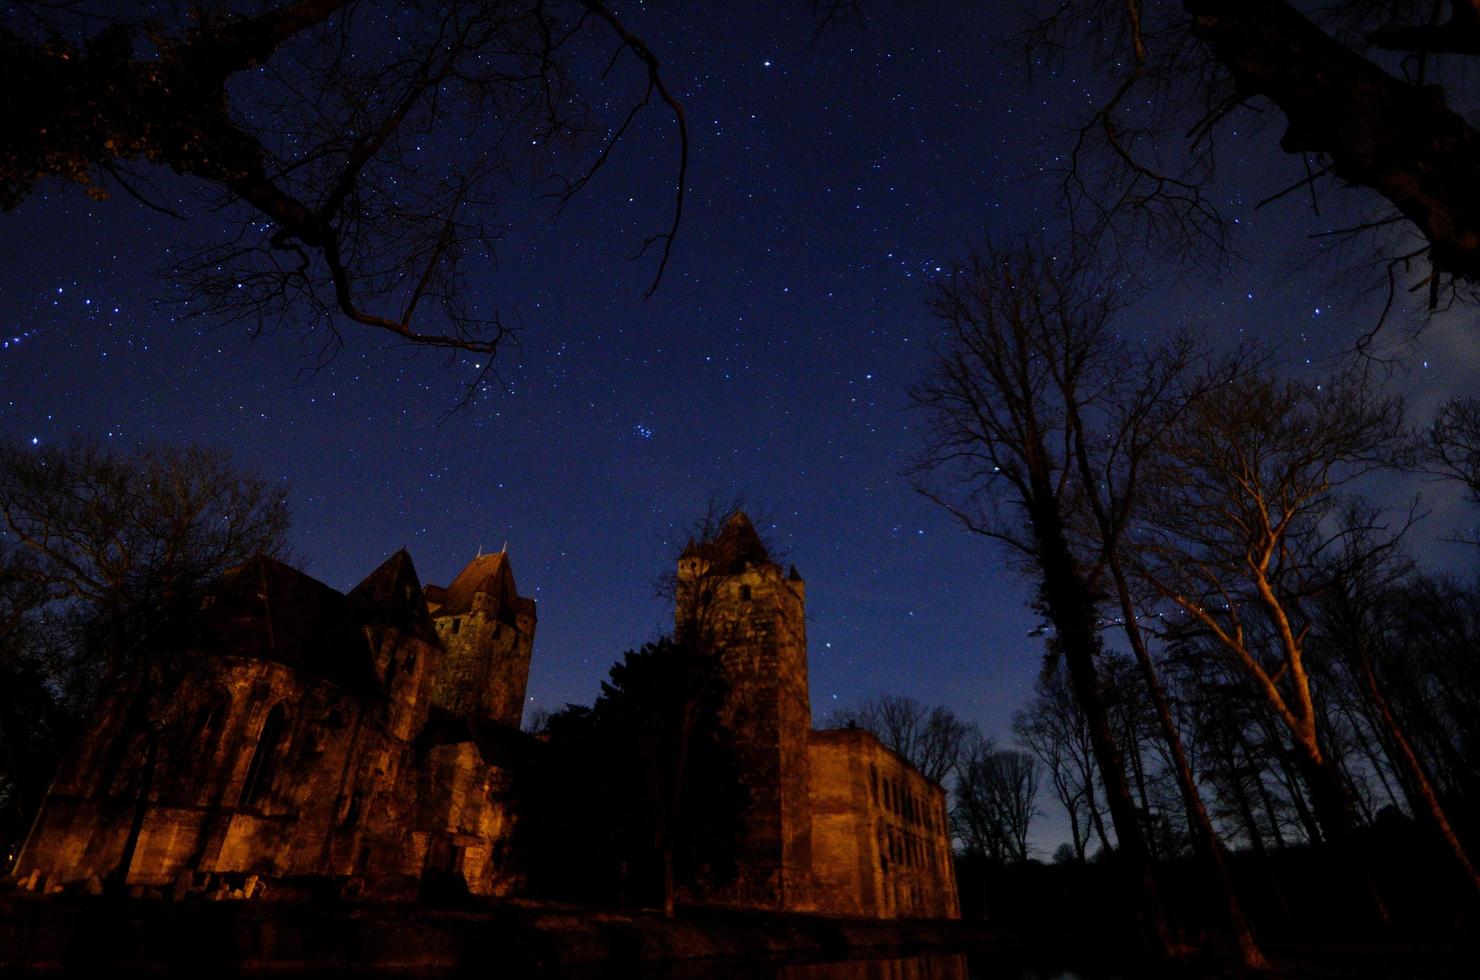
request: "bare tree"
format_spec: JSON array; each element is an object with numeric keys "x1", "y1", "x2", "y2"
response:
[
  {"x1": 1312, "y1": 504, "x2": 1480, "y2": 895},
  {"x1": 1012, "y1": 662, "x2": 1110, "y2": 861},
  {"x1": 1135, "y1": 366, "x2": 1408, "y2": 923},
  {"x1": 953, "y1": 736, "x2": 1040, "y2": 864},
  {"x1": 827, "y1": 694, "x2": 973, "y2": 784},
  {"x1": 910, "y1": 240, "x2": 1176, "y2": 958},
  {"x1": 0, "y1": 438, "x2": 291, "y2": 675},
  {"x1": 1014, "y1": 1, "x2": 1480, "y2": 323},
  {"x1": 1, "y1": 0, "x2": 686, "y2": 367},
  {"x1": 1428, "y1": 397, "x2": 1480, "y2": 543}
]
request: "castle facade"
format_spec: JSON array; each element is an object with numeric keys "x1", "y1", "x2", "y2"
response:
[
  {"x1": 13, "y1": 518, "x2": 958, "y2": 918},
  {"x1": 677, "y1": 513, "x2": 958, "y2": 919}
]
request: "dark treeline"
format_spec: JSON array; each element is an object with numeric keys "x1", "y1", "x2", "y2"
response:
[
  {"x1": 907, "y1": 238, "x2": 1480, "y2": 963},
  {"x1": 512, "y1": 637, "x2": 746, "y2": 913}
]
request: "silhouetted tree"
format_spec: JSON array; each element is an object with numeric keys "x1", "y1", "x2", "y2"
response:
[
  {"x1": 1429, "y1": 397, "x2": 1480, "y2": 545},
  {"x1": 512, "y1": 638, "x2": 744, "y2": 910},
  {"x1": 910, "y1": 240, "x2": 1177, "y2": 958},
  {"x1": 1013, "y1": 662, "x2": 1109, "y2": 861},
  {"x1": 827, "y1": 694, "x2": 973, "y2": 784},
  {"x1": 953, "y1": 746, "x2": 1036, "y2": 870},
  {"x1": 1, "y1": 0, "x2": 686, "y2": 365},
  {"x1": 1022, "y1": 0, "x2": 1480, "y2": 321},
  {"x1": 1311, "y1": 505, "x2": 1480, "y2": 894},
  {"x1": 0, "y1": 437, "x2": 290, "y2": 880}
]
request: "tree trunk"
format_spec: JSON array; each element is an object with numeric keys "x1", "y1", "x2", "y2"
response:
[
  {"x1": 1085, "y1": 772, "x2": 1115, "y2": 855},
  {"x1": 1355, "y1": 645, "x2": 1480, "y2": 895},
  {"x1": 661, "y1": 846, "x2": 676, "y2": 919},
  {"x1": 109, "y1": 724, "x2": 159, "y2": 896},
  {"x1": 1289, "y1": 741, "x2": 1392, "y2": 929},
  {"x1": 1030, "y1": 497, "x2": 1175, "y2": 959},
  {"x1": 1186, "y1": 0, "x2": 1480, "y2": 285},
  {"x1": 1108, "y1": 562, "x2": 1265, "y2": 968},
  {"x1": 1245, "y1": 709, "x2": 1323, "y2": 846}
]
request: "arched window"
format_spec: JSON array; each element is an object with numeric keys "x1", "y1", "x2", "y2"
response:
[
  {"x1": 239, "y1": 704, "x2": 288, "y2": 807},
  {"x1": 172, "y1": 692, "x2": 231, "y2": 799}
]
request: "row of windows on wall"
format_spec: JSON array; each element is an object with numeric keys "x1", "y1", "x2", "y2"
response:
[
  {"x1": 869, "y1": 765, "x2": 939, "y2": 833},
  {"x1": 878, "y1": 825, "x2": 943, "y2": 875}
]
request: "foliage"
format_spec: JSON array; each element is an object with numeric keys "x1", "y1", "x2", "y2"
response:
[{"x1": 511, "y1": 637, "x2": 745, "y2": 908}]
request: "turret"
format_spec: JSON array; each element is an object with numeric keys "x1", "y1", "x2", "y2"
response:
[
  {"x1": 423, "y1": 551, "x2": 537, "y2": 728},
  {"x1": 676, "y1": 512, "x2": 813, "y2": 910}
]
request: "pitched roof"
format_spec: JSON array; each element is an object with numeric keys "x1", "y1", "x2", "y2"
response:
[
  {"x1": 680, "y1": 510, "x2": 771, "y2": 575},
  {"x1": 427, "y1": 551, "x2": 526, "y2": 623},
  {"x1": 347, "y1": 549, "x2": 440, "y2": 647},
  {"x1": 185, "y1": 555, "x2": 380, "y2": 694}
]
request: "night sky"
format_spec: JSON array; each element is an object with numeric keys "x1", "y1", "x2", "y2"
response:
[{"x1": 2, "y1": 2, "x2": 1476, "y2": 851}]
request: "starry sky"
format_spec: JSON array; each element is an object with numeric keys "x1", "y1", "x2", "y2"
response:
[{"x1": 2, "y1": 1, "x2": 1477, "y2": 852}]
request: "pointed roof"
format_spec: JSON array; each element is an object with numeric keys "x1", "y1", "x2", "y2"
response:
[
  {"x1": 681, "y1": 510, "x2": 771, "y2": 575},
  {"x1": 348, "y1": 549, "x2": 439, "y2": 647},
  {"x1": 185, "y1": 555, "x2": 380, "y2": 694},
  {"x1": 428, "y1": 551, "x2": 525, "y2": 623}
]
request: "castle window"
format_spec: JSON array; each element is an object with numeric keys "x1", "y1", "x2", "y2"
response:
[
  {"x1": 239, "y1": 704, "x2": 288, "y2": 808},
  {"x1": 740, "y1": 585, "x2": 752, "y2": 601},
  {"x1": 870, "y1": 766, "x2": 878, "y2": 802},
  {"x1": 451, "y1": 618, "x2": 461, "y2": 634},
  {"x1": 183, "y1": 694, "x2": 231, "y2": 796}
]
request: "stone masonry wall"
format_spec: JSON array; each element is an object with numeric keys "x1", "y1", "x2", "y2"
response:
[
  {"x1": 678, "y1": 558, "x2": 813, "y2": 911},
  {"x1": 807, "y1": 729, "x2": 959, "y2": 919}
]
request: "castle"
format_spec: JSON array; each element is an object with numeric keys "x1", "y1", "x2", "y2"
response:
[{"x1": 13, "y1": 514, "x2": 958, "y2": 919}]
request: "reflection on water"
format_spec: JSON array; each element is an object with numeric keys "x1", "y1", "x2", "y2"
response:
[
  {"x1": 779, "y1": 952, "x2": 971, "y2": 980},
  {"x1": 775, "y1": 953, "x2": 1091, "y2": 980},
  {"x1": 602, "y1": 952, "x2": 1095, "y2": 980}
]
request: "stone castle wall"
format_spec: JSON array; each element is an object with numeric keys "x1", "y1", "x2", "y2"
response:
[
  {"x1": 678, "y1": 556, "x2": 813, "y2": 910},
  {"x1": 679, "y1": 514, "x2": 958, "y2": 920},
  {"x1": 807, "y1": 729, "x2": 959, "y2": 919},
  {"x1": 12, "y1": 552, "x2": 533, "y2": 902}
]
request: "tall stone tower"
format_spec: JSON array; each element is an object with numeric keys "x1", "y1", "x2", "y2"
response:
[
  {"x1": 423, "y1": 552, "x2": 537, "y2": 728},
  {"x1": 676, "y1": 512, "x2": 813, "y2": 910}
]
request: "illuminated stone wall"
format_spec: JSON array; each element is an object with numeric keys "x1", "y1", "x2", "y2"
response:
[
  {"x1": 12, "y1": 551, "x2": 533, "y2": 901},
  {"x1": 807, "y1": 729, "x2": 959, "y2": 919}
]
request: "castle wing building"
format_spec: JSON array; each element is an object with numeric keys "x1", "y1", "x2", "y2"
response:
[{"x1": 12, "y1": 550, "x2": 536, "y2": 901}]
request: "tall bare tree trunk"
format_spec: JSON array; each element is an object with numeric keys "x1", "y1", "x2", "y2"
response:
[
  {"x1": 1108, "y1": 561, "x2": 1266, "y2": 968},
  {"x1": 1030, "y1": 496, "x2": 1175, "y2": 959},
  {"x1": 1355, "y1": 645, "x2": 1480, "y2": 895}
]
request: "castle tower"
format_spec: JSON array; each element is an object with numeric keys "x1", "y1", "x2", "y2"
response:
[
  {"x1": 676, "y1": 512, "x2": 813, "y2": 910},
  {"x1": 423, "y1": 552, "x2": 537, "y2": 728}
]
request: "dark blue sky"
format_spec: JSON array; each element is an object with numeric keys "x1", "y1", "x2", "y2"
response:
[{"x1": 2, "y1": 1, "x2": 1475, "y2": 852}]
